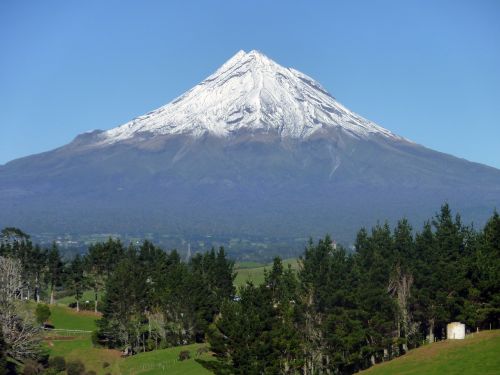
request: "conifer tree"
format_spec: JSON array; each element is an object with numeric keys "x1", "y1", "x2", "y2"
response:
[
  {"x1": 46, "y1": 243, "x2": 63, "y2": 305},
  {"x1": 85, "y1": 238, "x2": 125, "y2": 313},
  {"x1": 67, "y1": 255, "x2": 86, "y2": 312}
]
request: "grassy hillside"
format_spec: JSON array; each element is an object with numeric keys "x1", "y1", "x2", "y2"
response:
[
  {"x1": 120, "y1": 344, "x2": 212, "y2": 375},
  {"x1": 234, "y1": 258, "x2": 299, "y2": 288},
  {"x1": 361, "y1": 330, "x2": 500, "y2": 375},
  {"x1": 56, "y1": 290, "x2": 97, "y2": 305},
  {"x1": 43, "y1": 305, "x2": 213, "y2": 375}
]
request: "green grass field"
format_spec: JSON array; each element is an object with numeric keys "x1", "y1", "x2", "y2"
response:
[
  {"x1": 361, "y1": 330, "x2": 500, "y2": 375},
  {"x1": 56, "y1": 290, "x2": 98, "y2": 306},
  {"x1": 234, "y1": 258, "x2": 299, "y2": 288},
  {"x1": 48, "y1": 304, "x2": 98, "y2": 331}
]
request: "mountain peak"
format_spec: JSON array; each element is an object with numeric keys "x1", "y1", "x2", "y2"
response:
[{"x1": 100, "y1": 50, "x2": 404, "y2": 144}]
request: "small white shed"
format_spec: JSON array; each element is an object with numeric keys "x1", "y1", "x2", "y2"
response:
[{"x1": 447, "y1": 322, "x2": 465, "y2": 340}]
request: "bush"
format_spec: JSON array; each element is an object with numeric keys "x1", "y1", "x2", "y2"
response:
[
  {"x1": 196, "y1": 346, "x2": 209, "y2": 356},
  {"x1": 48, "y1": 356, "x2": 66, "y2": 372},
  {"x1": 90, "y1": 331, "x2": 102, "y2": 347},
  {"x1": 66, "y1": 360, "x2": 85, "y2": 375},
  {"x1": 102, "y1": 361, "x2": 110, "y2": 368},
  {"x1": 35, "y1": 304, "x2": 51, "y2": 325},
  {"x1": 23, "y1": 360, "x2": 43, "y2": 375},
  {"x1": 178, "y1": 350, "x2": 190, "y2": 361}
]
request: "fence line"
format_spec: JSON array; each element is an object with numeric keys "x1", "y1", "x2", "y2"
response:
[{"x1": 43, "y1": 328, "x2": 92, "y2": 336}]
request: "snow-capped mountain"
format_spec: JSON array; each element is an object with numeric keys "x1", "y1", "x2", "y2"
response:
[
  {"x1": 99, "y1": 50, "x2": 402, "y2": 144},
  {"x1": 1, "y1": 50, "x2": 499, "y2": 258}
]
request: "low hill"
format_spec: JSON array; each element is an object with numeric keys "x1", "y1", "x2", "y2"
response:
[{"x1": 361, "y1": 330, "x2": 500, "y2": 375}]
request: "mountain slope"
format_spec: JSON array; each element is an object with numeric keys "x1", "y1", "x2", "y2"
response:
[
  {"x1": 1, "y1": 50, "x2": 499, "y2": 257},
  {"x1": 98, "y1": 50, "x2": 401, "y2": 143}
]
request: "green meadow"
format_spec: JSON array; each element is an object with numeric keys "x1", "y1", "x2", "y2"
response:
[{"x1": 361, "y1": 330, "x2": 500, "y2": 375}]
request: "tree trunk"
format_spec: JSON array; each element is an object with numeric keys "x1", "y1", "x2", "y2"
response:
[
  {"x1": 427, "y1": 319, "x2": 435, "y2": 343},
  {"x1": 50, "y1": 286, "x2": 55, "y2": 305},
  {"x1": 35, "y1": 275, "x2": 40, "y2": 303},
  {"x1": 94, "y1": 288, "x2": 98, "y2": 313},
  {"x1": 76, "y1": 299, "x2": 80, "y2": 312}
]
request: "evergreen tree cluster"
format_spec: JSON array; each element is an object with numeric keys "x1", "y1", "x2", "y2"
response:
[
  {"x1": 95, "y1": 241, "x2": 236, "y2": 353},
  {"x1": 208, "y1": 205, "x2": 500, "y2": 374},
  {"x1": 0, "y1": 228, "x2": 60, "y2": 304}
]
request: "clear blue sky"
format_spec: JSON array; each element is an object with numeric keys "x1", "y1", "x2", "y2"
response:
[{"x1": 1, "y1": 0, "x2": 499, "y2": 167}]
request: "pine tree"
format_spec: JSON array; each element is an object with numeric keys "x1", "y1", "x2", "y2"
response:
[
  {"x1": 209, "y1": 283, "x2": 276, "y2": 374},
  {"x1": 67, "y1": 255, "x2": 86, "y2": 312},
  {"x1": 471, "y1": 211, "x2": 500, "y2": 329},
  {"x1": 85, "y1": 238, "x2": 125, "y2": 313},
  {"x1": 214, "y1": 247, "x2": 236, "y2": 305},
  {"x1": 47, "y1": 243, "x2": 64, "y2": 305},
  {"x1": 432, "y1": 204, "x2": 468, "y2": 338}
]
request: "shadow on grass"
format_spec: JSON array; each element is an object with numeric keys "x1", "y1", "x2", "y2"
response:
[{"x1": 196, "y1": 358, "x2": 227, "y2": 374}]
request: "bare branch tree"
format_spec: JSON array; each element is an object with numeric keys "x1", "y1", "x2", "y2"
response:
[
  {"x1": 388, "y1": 263, "x2": 416, "y2": 353},
  {"x1": 0, "y1": 256, "x2": 23, "y2": 302},
  {"x1": 0, "y1": 256, "x2": 42, "y2": 361}
]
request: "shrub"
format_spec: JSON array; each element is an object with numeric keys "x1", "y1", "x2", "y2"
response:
[
  {"x1": 178, "y1": 350, "x2": 190, "y2": 361},
  {"x1": 35, "y1": 304, "x2": 51, "y2": 325},
  {"x1": 23, "y1": 360, "x2": 43, "y2": 375},
  {"x1": 66, "y1": 360, "x2": 85, "y2": 375},
  {"x1": 90, "y1": 331, "x2": 102, "y2": 347},
  {"x1": 196, "y1": 346, "x2": 209, "y2": 356},
  {"x1": 102, "y1": 361, "x2": 110, "y2": 368},
  {"x1": 48, "y1": 356, "x2": 66, "y2": 372}
]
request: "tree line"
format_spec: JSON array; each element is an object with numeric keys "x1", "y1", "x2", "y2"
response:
[
  {"x1": 208, "y1": 204, "x2": 500, "y2": 374},
  {"x1": 0, "y1": 203, "x2": 499, "y2": 374}
]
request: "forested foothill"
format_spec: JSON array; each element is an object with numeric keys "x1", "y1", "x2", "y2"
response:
[{"x1": 0, "y1": 203, "x2": 499, "y2": 374}]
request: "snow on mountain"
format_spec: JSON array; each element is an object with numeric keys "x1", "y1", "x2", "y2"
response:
[{"x1": 99, "y1": 50, "x2": 404, "y2": 144}]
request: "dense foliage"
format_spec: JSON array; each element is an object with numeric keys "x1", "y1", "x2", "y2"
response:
[{"x1": 95, "y1": 242, "x2": 236, "y2": 352}]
